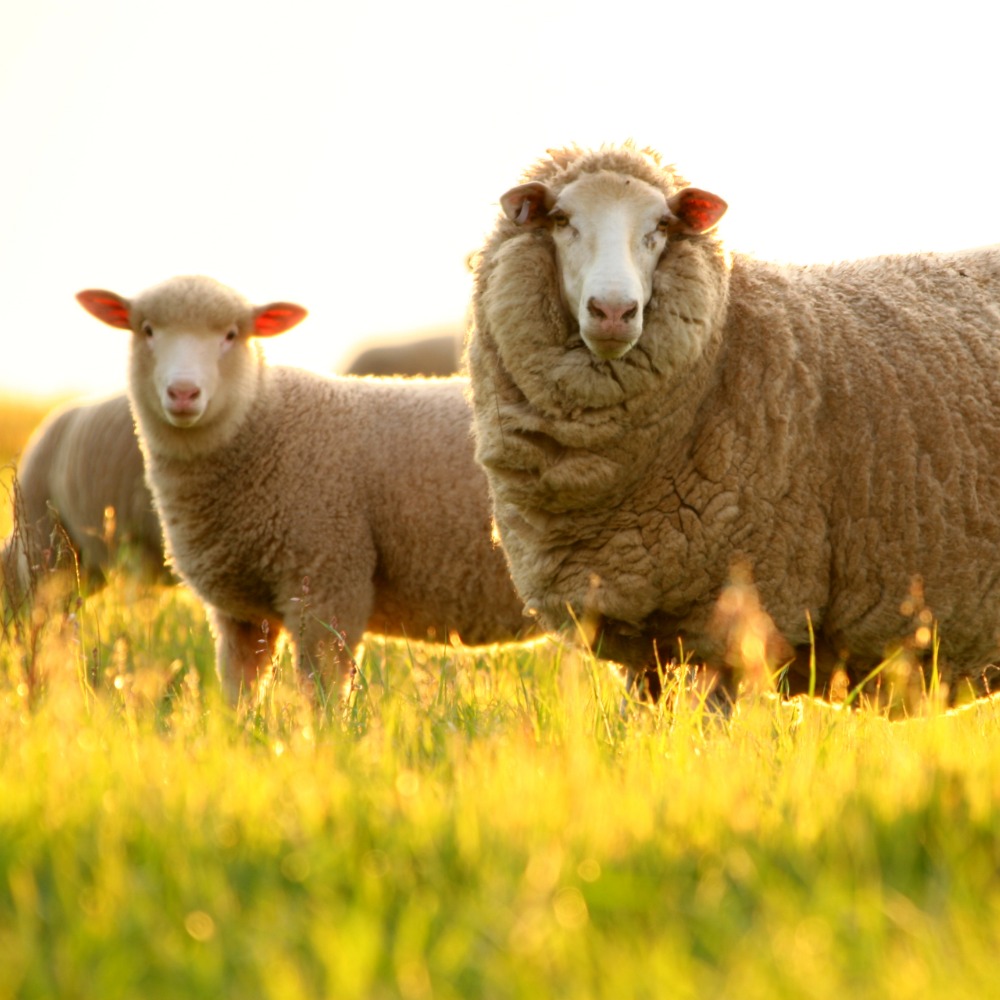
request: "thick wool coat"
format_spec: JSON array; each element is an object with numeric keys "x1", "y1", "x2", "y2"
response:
[
  {"x1": 4, "y1": 394, "x2": 166, "y2": 597},
  {"x1": 121, "y1": 278, "x2": 527, "y2": 698},
  {"x1": 468, "y1": 144, "x2": 1000, "y2": 694}
]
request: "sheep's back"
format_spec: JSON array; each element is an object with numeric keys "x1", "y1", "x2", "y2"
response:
[
  {"x1": 15, "y1": 394, "x2": 163, "y2": 580},
  {"x1": 336, "y1": 375, "x2": 528, "y2": 643},
  {"x1": 739, "y1": 247, "x2": 1000, "y2": 661}
]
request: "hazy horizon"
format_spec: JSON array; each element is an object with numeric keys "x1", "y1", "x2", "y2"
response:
[{"x1": 2, "y1": 0, "x2": 998, "y2": 399}]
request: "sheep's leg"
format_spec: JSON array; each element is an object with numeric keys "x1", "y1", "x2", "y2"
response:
[
  {"x1": 208, "y1": 607, "x2": 282, "y2": 706},
  {"x1": 276, "y1": 576, "x2": 372, "y2": 704},
  {"x1": 292, "y1": 613, "x2": 363, "y2": 704}
]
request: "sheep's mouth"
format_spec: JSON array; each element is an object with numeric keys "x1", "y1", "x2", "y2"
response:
[
  {"x1": 582, "y1": 333, "x2": 638, "y2": 361},
  {"x1": 163, "y1": 404, "x2": 206, "y2": 428}
]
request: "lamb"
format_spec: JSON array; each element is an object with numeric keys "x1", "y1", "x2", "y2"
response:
[
  {"x1": 2, "y1": 393, "x2": 167, "y2": 606},
  {"x1": 466, "y1": 142, "x2": 1000, "y2": 703},
  {"x1": 76, "y1": 275, "x2": 529, "y2": 704},
  {"x1": 344, "y1": 331, "x2": 462, "y2": 377}
]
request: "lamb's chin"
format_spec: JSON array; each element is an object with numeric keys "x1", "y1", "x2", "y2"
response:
[{"x1": 163, "y1": 407, "x2": 205, "y2": 429}]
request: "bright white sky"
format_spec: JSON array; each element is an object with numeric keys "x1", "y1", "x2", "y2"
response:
[{"x1": 1, "y1": 0, "x2": 998, "y2": 397}]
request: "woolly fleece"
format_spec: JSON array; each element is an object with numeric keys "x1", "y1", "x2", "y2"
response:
[
  {"x1": 88, "y1": 277, "x2": 527, "y2": 701},
  {"x1": 345, "y1": 333, "x2": 462, "y2": 377},
  {"x1": 3, "y1": 393, "x2": 165, "y2": 600},
  {"x1": 467, "y1": 143, "x2": 1000, "y2": 698}
]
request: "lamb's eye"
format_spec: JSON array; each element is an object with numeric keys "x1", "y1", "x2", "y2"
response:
[
  {"x1": 141, "y1": 322, "x2": 154, "y2": 339},
  {"x1": 550, "y1": 212, "x2": 570, "y2": 228},
  {"x1": 657, "y1": 217, "x2": 672, "y2": 233},
  {"x1": 225, "y1": 328, "x2": 237, "y2": 342}
]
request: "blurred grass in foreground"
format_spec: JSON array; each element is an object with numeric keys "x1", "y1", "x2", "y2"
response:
[
  {"x1": 2, "y1": 570, "x2": 1000, "y2": 1000},
  {"x1": 3, "y1": 393, "x2": 1000, "y2": 999}
]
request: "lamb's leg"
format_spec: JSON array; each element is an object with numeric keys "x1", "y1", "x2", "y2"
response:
[
  {"x1": 275, "y1": 572, "x2": 374, "y2": 704},
  {"x1": 208, "y1": 608, "x2": 282, "y2": 706},
  {"x1": 294, "y1": 612, "x2": 363, "y2": 704}
]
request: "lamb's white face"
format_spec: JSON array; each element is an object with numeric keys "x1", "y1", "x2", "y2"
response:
[
  {"x1": 75, "y1": 278, "x2": 308, "y2": 438},
  {"x1": 138, "y1": 321, "x2": 239, "y2": 427},
  {"x1": 547, "y1": 173, "x2": 670, "y2": 359}
]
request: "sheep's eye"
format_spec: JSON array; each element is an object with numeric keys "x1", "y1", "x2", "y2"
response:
[
  {"x1": 550, "y1": 212, "x2": 570, "y2": 229},
  {"x1": 141, "y1": 322, "x2": 154, "y2": 338},
  {"x1": 657, "y1": 217, "x2": 672, "y2": 233},
  {"x1": 225, "y1": 328, "x2": 237, "y2": 342}
]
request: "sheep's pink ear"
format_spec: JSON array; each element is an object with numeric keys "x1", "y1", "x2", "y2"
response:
[
  {"x1": 253, "y1": 302, "x2": 308, "y2": 336},
  {"x1": 666, "y1": 188, "x2": 728, "y2": 234},
  {"x1": 76, "y1": 289, "x2": 132, "y2": 329},
  {"x1": 500, "y1": 182, "x2": 555, "y2": 227}
]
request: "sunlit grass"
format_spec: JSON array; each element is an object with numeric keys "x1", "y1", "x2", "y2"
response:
[
  {"x1": 4, "y1": 395, "x2": 1000, "y2": 998},
  {"x1": 4, "y1": 569, "x2": 1000, "y2": 999}
]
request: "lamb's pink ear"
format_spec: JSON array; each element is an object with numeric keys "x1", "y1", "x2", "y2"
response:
[
  {"x1": 500, "y1": 182, "x2": 555, "y2": 227},
  {"x1": 76, "y1": 289, "x2": 132, "y2": 329},
  {"x1": 666, "y1": 188, "x2": 728, "y2": 235},
  {"x1": 253, "y1": 302, "x2": 308, "y2": 337}
]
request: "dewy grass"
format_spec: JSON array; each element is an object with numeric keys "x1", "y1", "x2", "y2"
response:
[{"x1": 3, "y1": 570, "x2": 1000, "y2": 1000}]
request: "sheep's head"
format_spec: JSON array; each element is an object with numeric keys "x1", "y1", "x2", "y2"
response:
[
  {"x1": 500, "y1": 171, "x2": 726, "y2": 360},
  {"x1": 76, "y1": 276, "x2": 307, "y2": 429}
]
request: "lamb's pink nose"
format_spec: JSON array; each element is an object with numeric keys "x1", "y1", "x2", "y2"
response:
[
  {"x1": 167, "y1": 382, "x2": 201, "y2": 407},
  {"x1": 587, "y1": 296, "x2": 639, "y2": 330}
]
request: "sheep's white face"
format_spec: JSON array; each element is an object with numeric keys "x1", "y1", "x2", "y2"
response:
[
  {"x1": 138, "y1": 322, "x2": 239, "y2": 427},
  {"x1": 500, "y1": 172, "x2": 727, "y2": 360},
  {"x1": 549, "y1": 173, "x2": 669, "y2": 359}
]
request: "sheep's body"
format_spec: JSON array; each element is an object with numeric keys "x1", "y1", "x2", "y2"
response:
[
  {"x1": 2, "y1": 393, "x2": 165, "y2": 600},
  {"x1": 148, "y1": 368, "x2": 526, "y2": 667},
  {"x1": 345, "y1": 332, "x2": 461, "y2": 377},
  {"x1": 78, "y1": 276, "x2": 527, "y2": 702},
  {"x1": 468, "y1": 143, "x2": 1000, "y2": 697}
]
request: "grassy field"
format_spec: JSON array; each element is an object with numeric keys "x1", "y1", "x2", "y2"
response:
[{"x1": 3, "y1": 397, "x2": 1000, "y2": 999}]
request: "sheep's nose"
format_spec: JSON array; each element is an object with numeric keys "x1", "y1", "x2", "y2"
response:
[
  {"x1": 167, "y1": 382, "x2": 201, "y2": 405},
  {"x1": 587, "y1": 297, "x2": 639, "y2": 326}
]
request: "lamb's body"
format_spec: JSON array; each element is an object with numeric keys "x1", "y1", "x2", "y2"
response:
[
  {"x1": 468, "y1": 144, "x2": 1000, "y2": 697},
  {"x1": 148, "y1": 368, "x2": 524, "y2": 655},
  {"x1": 3, "y1": 393, "x2": 165, "y2": 600},
  {"x1": 78, "y1": 276, "x2": 527, "y2": 702}
]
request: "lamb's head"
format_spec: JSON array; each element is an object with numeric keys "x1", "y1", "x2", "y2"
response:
[
  {"x1": 501, "y1": 171, "x2": 727, "y2": 359},
  {"x1": 76, "y1": 276, "x2": 307, "y2": 431}
]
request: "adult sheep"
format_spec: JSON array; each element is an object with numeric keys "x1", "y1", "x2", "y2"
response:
[
  {"x1": 467, "y1": 142, "x2": 1000, "y2": 703},
  {"x1": 76, "y1": 276, "x2": 528, "y2": 704},
  {"x1": 344, "y1": 332, "x2": 462, "y2": 377},
  {"x1": 2, "y1": 393, "x2": 166, "y2": 607}
]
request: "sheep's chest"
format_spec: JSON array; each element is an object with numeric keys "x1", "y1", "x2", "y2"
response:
[{"x1": 155, "y1": 460, "x2": 283, "y2": 618}]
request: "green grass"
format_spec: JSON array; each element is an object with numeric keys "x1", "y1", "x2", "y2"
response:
[
  {"x1": 3, "y1": 396, "x2": 1000, "y2": 998},
  {"x1": 5, "y1": 594, "x2": 1000, "y2": 1000}
]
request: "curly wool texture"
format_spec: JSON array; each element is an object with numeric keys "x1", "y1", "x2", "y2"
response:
[
  {"x1": 143, "y1": 372, "x2": 525, "y2": 645},
  {"x1": 120, "y1": 277, "x2": 528, "y2": 700},
  {"x1": 468, "y1": 143, "x2": 1000, "y2": 689},
  {"x1": 3, "y1": 393, "x2": 166, "y2": 599}
]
